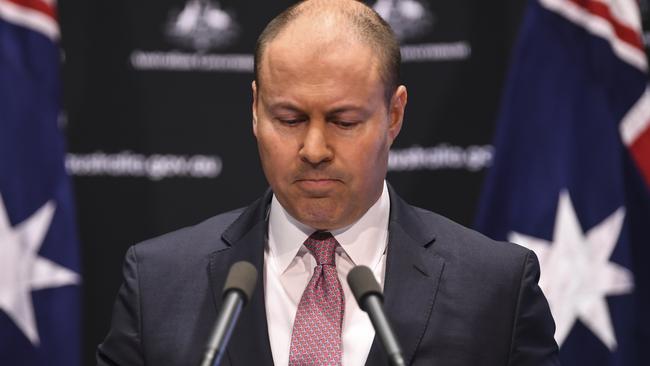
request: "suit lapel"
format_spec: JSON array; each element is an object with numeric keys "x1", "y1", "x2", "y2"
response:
[
  {"x1": 365, "y1": 188, "x2": 445, "y2": 366},
  {"x1": 207, "y1": 191, "x2": 275, "y2": 366},
  {"x1": 205, "y1": 188, "x2": 444, "y2": 365}
]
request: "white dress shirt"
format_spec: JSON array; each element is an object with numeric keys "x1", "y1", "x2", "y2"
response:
[{"x1": 264, "y1": 181, "x2": 390, "y2": 366}]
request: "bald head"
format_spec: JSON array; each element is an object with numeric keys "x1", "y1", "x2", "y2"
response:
[{"x1": 254, "y1": 0, "x2": 401, "y2": 104}]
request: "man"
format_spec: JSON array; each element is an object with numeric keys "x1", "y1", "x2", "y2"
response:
[{"x1": 97, "y1": 0, "x2": 559, "y2": 365}]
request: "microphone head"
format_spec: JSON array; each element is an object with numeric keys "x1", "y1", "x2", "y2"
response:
[
  {"x1": 347, "y1": 265, "x2": 383, "y2": 310},
  {"x1": 223, "y1": 261, "x2": 258, "y2": 305}
]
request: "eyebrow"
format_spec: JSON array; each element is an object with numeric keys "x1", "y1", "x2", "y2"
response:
[
  {"x1": 267, "y1": 101, "x2": 369, "y2": 116},
  {"x1": 267, "y1": 102, "x2": 303, "y2": 113},
  {"x1": 327, "y1": 105, "x2": 368, "y2": 115}
]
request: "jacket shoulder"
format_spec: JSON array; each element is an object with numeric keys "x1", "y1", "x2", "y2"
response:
[
  {"x1": 131, "y1": 207, "x2": 246, "y2": 262},
  {"x1": 411, "y1": 205, "x2": 533, "y2": 273}
]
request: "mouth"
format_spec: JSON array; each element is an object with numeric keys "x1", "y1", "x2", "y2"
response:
[{"x1": 294, "y1": 178, "x2": 340, "y2": 193}]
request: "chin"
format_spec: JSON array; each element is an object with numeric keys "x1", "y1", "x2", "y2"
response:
[{"x1": 294, "y1": 202, "x2": 345, "y2": 231}]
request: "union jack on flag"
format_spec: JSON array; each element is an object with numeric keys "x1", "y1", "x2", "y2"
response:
[
  {"x1": 0, "y1": 0, "x2": 82, "y2": 364},
  {"x1": 475, "y1": 0, "x2": 650, "y2": 364}
]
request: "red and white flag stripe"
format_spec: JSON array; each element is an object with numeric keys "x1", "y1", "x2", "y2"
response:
[
  {"x1": 541, "y1": 0, "x2": 650, "y2": 187},
  {"x1": 0, "y1": 0, "x2": 58, "y2": 40},
  {"x1": 622, "y1": 88, "x2": 650, "y2": 185},
  {"x1": 540, "y1": 0, "x2": 646, "y2": 70}
]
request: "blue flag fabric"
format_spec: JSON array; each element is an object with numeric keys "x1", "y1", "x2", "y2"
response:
[
  {"x1": 475, "y1": 0, "x2": 650, "y2": 365},
  {"x1": 0, "y1": 2, "x2": 81, "y2": 365}
]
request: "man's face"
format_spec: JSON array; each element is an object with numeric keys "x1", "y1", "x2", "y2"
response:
[{"x1": 252, "y1": 32, "x2": 407, "y2": 230}]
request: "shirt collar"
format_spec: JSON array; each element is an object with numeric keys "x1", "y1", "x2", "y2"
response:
[{"x1": 267, "y1": 181, "x2": 390, "y2": 273}]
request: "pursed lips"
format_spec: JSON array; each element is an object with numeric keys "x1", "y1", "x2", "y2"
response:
[{"x1": 294, "y1": 178, "x2": 341, "y2": 191}]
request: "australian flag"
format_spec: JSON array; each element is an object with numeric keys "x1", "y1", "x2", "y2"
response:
[
  {"x1": 475, "y1": 0, "x2": 650, "y2": 364},
  {"x1": 0, "y1": 0, "x2": 81, "y2": 364}
]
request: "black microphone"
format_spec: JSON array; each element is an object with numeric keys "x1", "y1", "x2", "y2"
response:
[
  {"x1": 199, "y1": 261, "x2": 258, "y2": 366},
  {"x1": 347, "y1": 265, "x2": 406, "y2": 366}
]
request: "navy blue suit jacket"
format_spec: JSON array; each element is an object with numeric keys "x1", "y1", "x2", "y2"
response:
[{"x1": 97, "y1": 188, "x2": 560, "y2": 365}]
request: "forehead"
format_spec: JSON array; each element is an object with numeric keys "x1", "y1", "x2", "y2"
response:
[{"x1": 258, "y1": 25, "x2": 384, "y2": 106}]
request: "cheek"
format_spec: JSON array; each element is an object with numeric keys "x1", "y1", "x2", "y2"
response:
[
  {"x1": 344, "y1": 133, "x2": 389, "y2": 179},
  {"x1": 257, "y1": 127, "x2": 296, "y2": 175}
]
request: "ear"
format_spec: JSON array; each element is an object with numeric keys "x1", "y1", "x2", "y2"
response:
[
  {"x1": 252, "y1": 80, "x2": 259, "y2": 137},
  {"x1": 387, "y1": 85, "x2": 407, "y2": 145}
]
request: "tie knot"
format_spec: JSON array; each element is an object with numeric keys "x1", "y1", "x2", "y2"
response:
[{"x1": 303, "y1": 231, "x2": 338, "y2": 265}]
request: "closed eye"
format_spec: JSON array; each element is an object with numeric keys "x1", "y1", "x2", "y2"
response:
[
  {"x1": 277, "y1": 117, "x2": 307, "y2": 126},
  {"x1": 332, "y1": 120, "x2": 360, "y2": 129}
]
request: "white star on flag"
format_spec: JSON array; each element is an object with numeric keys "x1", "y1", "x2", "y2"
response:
[
  {"x1": 0, "y1": 193, "x2": 81, "y2": 346},
  {"x1": 509, "y1": 190, "x2": 634, "y2": 350}
]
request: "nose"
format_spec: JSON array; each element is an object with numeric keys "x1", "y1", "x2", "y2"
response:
[{"x1": 299, "y1": 122, "x2": 333, "y2": 166}]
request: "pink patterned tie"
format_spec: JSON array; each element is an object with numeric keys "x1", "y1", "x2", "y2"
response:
[{"x1": 289, "y1": 231, "x2": 344, "y2": 366}]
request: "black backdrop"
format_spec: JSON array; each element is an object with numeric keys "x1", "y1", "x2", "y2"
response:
[{"x1": 58, "y1": 0, "x2": 527, "y2": 363}]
